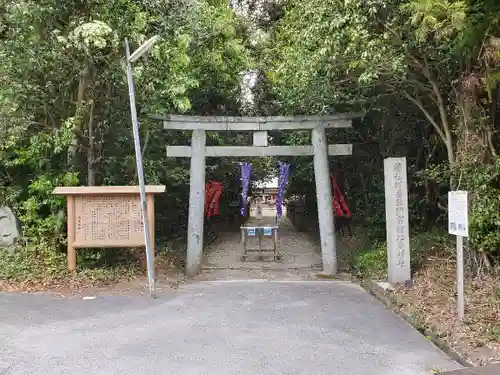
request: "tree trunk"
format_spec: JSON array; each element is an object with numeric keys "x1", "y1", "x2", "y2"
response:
[
  {"x1": 487, "y1": 128, "x2": 497, "y2": 157},
  {"x1": 87, "y1": 100, "x2": 96, "y2": 186},
  {"x1": 67, "y1": 66, "x2": 89, "y2": 166}
]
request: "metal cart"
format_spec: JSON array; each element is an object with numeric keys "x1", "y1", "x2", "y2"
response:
[{"x1": 240, "y1": 225, "x2": 279, "y2": 261}]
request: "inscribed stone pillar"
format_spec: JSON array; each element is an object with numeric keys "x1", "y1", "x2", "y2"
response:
[{"x1": 383, "y1": 157, "x2": 411, "y2": 284}]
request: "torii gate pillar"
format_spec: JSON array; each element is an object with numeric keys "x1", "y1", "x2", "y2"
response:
[
  {"x1": 312, "y1": 126, "x2": 337, "y2": 274},
  {"x1": 186, "y1": 129, "x2": 206, "y2": 276}
]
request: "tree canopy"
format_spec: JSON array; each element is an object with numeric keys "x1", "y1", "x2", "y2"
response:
[{"x1": 260, "y1": 0, "x2": 499, "y2": 260}]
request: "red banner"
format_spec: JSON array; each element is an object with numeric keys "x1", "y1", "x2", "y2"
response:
[
  {"x1": 204, "y1": 181, "x2": 223, "y2": 217},
  {"x1": 331, "y1": 174, "x2": 352, "y2": 218}
]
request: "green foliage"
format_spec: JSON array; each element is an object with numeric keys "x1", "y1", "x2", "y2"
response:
[
  {"x1": 0, "y1": 0, "x2": 255, "y2": 283},
  {"x1": 352, "y1": 242, "x2": 388, "y2": 280},
  {"x1": 0, "y1": 244, "x2": 67, "y2": 281},
  {"x1": 351, "y1": 230, "x2": 452, "y2": 280},
  {"x1": 266, "y1": 0, "x2": 404, "y2": 113},
  {"x1": 487, "y1": 325, "x2": 500, "y2": 343},
  {"x1": 466, "y1": 158, "x2": 500, "y2": 260},
  {"x1": 403, "y1": 0, "x2": 467, "y2": 41},
  {"x1": 418, "y1": 157, "x2": 500, "y2": 260}
]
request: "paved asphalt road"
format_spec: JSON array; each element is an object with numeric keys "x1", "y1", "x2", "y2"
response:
[{"x1": 0, "y1": 280, "x2": 461, "y2": 375}]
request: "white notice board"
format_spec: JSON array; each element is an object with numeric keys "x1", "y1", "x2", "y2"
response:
[{"x1": 448, "y1": 191, "x2": 469, "y2": 237}]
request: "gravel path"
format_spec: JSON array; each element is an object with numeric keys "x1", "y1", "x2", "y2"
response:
[{"x1": 203, "y1": 210, "x2": 322, "y2": 273}]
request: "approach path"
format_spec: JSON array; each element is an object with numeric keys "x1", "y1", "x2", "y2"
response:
[
  {"x1": 203, "y1": 206, "x2": 322, "y2": 274},
  {"x1": 0, "y1": 280, "x2": 461, "y2": 375}
]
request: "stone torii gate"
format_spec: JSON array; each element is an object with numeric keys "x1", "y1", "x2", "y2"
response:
[{"x1": 155, "y1": 114, "x2": 359, "y2": 276}]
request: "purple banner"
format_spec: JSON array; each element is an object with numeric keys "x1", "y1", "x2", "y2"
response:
[
  {"x1": 240, "y1": 162, "x2": 252, "y2": 216},
  {"x1": 276, "y1": 162, "x2": 290, "y2": 217}
]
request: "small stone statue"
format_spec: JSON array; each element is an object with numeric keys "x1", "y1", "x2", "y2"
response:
[
  {"x1": 0, "y1": 207, "x2": 21, "y2": 247},
  {"x1": 256, "y1": 197, "x2": 263, "y2": 218}
]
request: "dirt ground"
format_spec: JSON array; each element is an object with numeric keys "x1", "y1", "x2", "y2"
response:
[{"x1": 391, "y1": 257, "x2": 500, "y2": 365}]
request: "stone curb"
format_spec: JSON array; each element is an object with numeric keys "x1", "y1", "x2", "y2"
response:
[
  {"x1": 202, "y1": 265, "x2": 322, "y2": 271},
  {"x1": 368, "y1": 280, "x2": 477, "y2": 369}
]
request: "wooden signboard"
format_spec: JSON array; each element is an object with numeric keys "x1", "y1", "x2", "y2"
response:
[{"x1": 53, "y1": 186, "x2": 166, "y2": 271}]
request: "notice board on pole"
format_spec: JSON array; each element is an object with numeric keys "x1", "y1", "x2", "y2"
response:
[
  {"x1": 448, "y1": 191, "x2": 469, "y2": 237},
  {"x1": 448, "y1": 190, "x2": 469, "y2": 319}
]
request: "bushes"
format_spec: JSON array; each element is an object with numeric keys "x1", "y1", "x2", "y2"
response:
[
  {"x1": 0, "y1": 243, "x2": 67, "y2": 281},
  {"x1": 351, "y1": 230, "x2": 452, "y2": 280},
  {"x1": 467, "y1": 158, "x2": 500, "y2": 266},
  {"x1": 352, "y1": 242, "x2": 387, "y2": 280}
]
